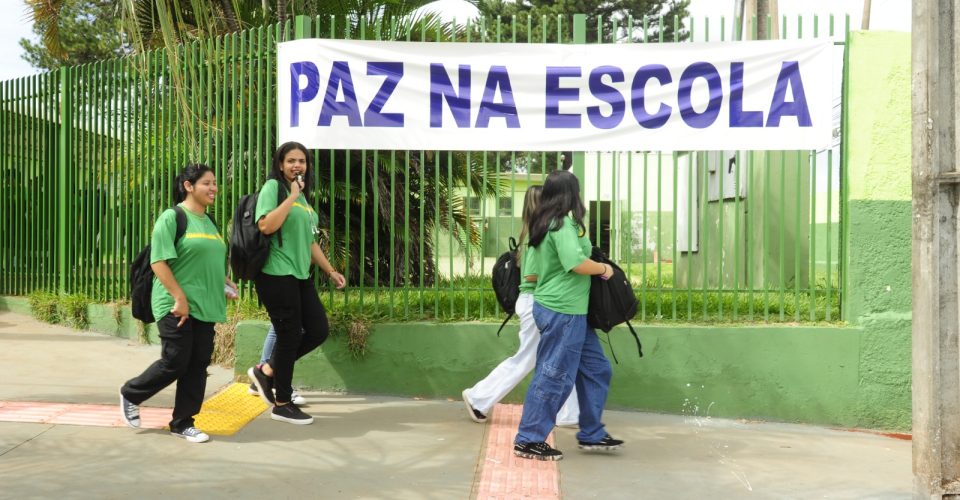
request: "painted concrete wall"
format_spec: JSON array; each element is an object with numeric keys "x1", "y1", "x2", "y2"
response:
[
  {"x1": 841, "y1": 31, "x2": 912, "y2": 428},
  {"x1": 234, "y1": 321, "x2": 885, "y2": 429}
]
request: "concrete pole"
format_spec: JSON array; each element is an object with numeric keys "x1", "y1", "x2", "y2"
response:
[
  {"x1": 862, "y1": 0, "x2": 872, "y2": 30},
  {"x1": 912, "y1": 0, "x2": 960, "y2": 498},
  {"x1": 743, "y1": 0, "x2": 780, "y2": 40}
]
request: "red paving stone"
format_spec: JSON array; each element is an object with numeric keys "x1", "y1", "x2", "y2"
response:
[
  {"x1": 475, "y1": 403, "x2": 560, "y2": 500},
  {"x1": 0, "y1": 401, "x2": 172, "y2": 429}
]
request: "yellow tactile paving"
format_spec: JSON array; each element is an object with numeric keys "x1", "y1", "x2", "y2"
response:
[{"x1": 193, "y1": 382, "x2": 269, "y2": 435}]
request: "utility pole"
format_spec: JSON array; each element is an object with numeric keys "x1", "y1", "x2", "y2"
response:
[
  {"x1": 861, "y1": 0, "x2": 872, "y2": 30},
  {"x1": 912, "y1": 0, "x2": 960, "y2": 498}
]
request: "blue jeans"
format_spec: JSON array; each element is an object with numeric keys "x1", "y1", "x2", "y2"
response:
[
  {"x1": 259, "y1": 325, "x2": 310, "y2": 365},
  {"x1": 515, "y1": 302, "x2": 612, "y2": 445},
  {"x1": 259, "y1": 326, "x2": 277, "y2": 365}
]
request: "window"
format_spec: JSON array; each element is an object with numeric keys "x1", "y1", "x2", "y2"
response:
[
  {"x1": 467, "y1": 197, "x2": 481, "y2": 216},
  {"x1": 498, "y1": 197, "x2": 513, "y2": 216}
]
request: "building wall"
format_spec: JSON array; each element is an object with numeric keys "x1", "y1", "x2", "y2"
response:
[{"x1": 841, "y1": 31, "x2": 912, "y2": 429}]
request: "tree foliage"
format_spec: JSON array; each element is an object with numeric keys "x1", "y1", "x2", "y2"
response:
[
  {"x1": 475, "y1": 0, "x2": 690, "y2": 43},
  {"x1": 20, "y1": 0, "x2": 132, "y2": 70}
]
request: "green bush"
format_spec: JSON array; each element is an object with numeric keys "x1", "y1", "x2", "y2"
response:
[
  {"x1": 26, "y1": 290, "x2": 92, "y2": 329},
  {"x1": 61, "y1": 294, "x2": 90, "y2": 330},
  {"x1": 28, "y1": 290, "x2": 61, "y2": 324}
]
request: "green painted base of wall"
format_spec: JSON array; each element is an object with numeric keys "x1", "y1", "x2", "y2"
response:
[
  {"x1": 0, "y1": 296, "x2": 158, "y2": 344},
  {"x1": 236, "y1": 320, "x2": 910, "y2": 431},
  {"x1": 0, "y1": 296, "x2": 31, "y2": 315}
]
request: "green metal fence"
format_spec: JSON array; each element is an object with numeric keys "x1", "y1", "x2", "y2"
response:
[{"x1": 0, "y1": 13, "x2": 847, "y2": 323}]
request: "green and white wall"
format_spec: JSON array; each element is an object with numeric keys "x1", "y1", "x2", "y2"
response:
[
  {"x1": 839, "y1": 31, "x2": 912, "y2": 429},
  {"x1": 3, "y1": 31, "x2": 911, "y2": 431},
  {"x1": 232, "y1": 31, "x2": 913, "y2": 431}
]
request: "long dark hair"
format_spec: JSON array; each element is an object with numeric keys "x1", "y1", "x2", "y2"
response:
[
  {"x1": 173, "y1": 163, "x2": 213, "y2": 204},
  {"x1": 527, "y1": 170, "x2": 586, "y2": 248},
  {"x1": 269, "y1": 141, "x2": 314, "y2": 202}
]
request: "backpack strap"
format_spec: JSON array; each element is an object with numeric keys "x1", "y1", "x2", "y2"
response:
[
  {"x1": 172, "y1": 206, "x2": 188, "y2": 244},
  {"x1": 275, "y1": 181, "x2": 286, "y2": 248},
  {"x1": 605, "y1": 330, "x2": 620, "y2": 364},
  {"x1": 173, "y1": 206, "x2": 220, "y2": 243},
  {"x1": 496, "y1": 312, "x2": 513, "y2": 337},
  {"x1": 625, "y1": 320, "x2": 644, "y2": 358}
]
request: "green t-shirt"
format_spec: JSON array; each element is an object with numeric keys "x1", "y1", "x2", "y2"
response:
[
  {"x1": 255, "y1": 179, "x2": 318, "y2": 280},
  {"x1": 533, "y1": 216, "x2": 593, "y2": 315},
  {"x1": 150, "y1": 205, "x2": 227, "y2": 323},
  {"x1": 518, "y1": 243, "x2": 539, "y2": 294}
]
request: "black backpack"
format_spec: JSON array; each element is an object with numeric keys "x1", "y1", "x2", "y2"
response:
[
  {"x1": 491, "y1": 237, "x2": 521, "y2": 336},
  {"x1": 229, "y1": 184, "x2": 286, "y2": 281},
  {"x1": 588, "y1": 246, "x2": 643, "y2": 362},
  {"x1": 130, "y1": 206, "x2": 218, "y2": 324}
]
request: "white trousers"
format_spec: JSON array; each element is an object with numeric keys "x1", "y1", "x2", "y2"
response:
[{"x1": 465, "y1": 293, "x2": 580, "y2": 424}]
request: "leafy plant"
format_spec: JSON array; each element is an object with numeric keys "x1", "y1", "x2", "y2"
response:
[
  {"x1": 61, "y1": 293, "x2": 91, "y2": 330},
  {"x1": 27, "y1": 290, "x2": 61, "y2": 324}
]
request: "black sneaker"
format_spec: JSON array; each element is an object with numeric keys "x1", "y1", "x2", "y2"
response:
[
  {"x1": 247, "y1": 382, "x2": 258, "y2": 395},
  {"x1": 513, "y1": 441, "x2": 563, "y2": 461},
  {"x1": 578, "y1": 434, "x2": 624, "y2": 451},
  {"x1": 271, "y1": 403, "x2": 314, "y2": 425},
  {"x1": 119, "y1": 387, "x2": 140, "y2": 428},
  {"x1": 247, "y1": 365, "x2": 275, "y2": 405},
  {"x1": 461, "y1": 390, "x2": 487, "y2": 423}
]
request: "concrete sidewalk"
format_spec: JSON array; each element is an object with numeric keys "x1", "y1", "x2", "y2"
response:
[{"x1": 0, "y1": 311, "x2": 911, "y2": 499}]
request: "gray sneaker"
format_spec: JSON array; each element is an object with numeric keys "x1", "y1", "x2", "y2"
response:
[
  {"x1": 171, "y1": 426, "x2": 210, "y2": 443},
  {"x1": 119, "y1": 388, "x2": 140, "y2": 428}
]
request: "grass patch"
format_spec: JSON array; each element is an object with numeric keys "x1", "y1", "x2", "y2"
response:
[
  {"x1": 26, "y1": 290, "x2": 93, "y2": 330},
  {"x1": 61, "y1": 293, "x2": 90, "y2": 330},
  {"x1": 27, "y1": 290, "x2": 60, "y2": 324}
]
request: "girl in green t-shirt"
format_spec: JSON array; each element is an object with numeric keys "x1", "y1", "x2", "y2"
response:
[
  {"x1": 247, "y1": 142, "x2": 347, "y2": 425},
  {"x1": 462, "y1": 185, "x2": 580, "y2": 425},
  {"x1": 120, "y1": 164, "x2": 237, "y2": 443},
  {"x1": 513, "y1": 170, "x2": 624, "y2": 461}
]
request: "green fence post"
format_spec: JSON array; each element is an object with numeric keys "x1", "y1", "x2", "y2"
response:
[
  {"x1": 57, "y1": 67, "x2": 70, "y2": 294},
  {"x1": 572, "y1": 14, "x2": 586, "y2": 191}
]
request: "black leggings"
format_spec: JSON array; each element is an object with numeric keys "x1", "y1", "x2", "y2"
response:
[{"x1": 254, "y1": 273, "x2": 329, "y2": 403}]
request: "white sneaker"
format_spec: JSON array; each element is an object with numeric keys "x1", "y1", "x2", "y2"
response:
[
  {"x1": 249, "y1": 384, "x2": 306, "y2": 405},
  {"x1": 290, "y1": 391, "x2": 307, "y2": 405},
  {"x1": 171, "y1": 426, "x2": 210, "y2": 443}
]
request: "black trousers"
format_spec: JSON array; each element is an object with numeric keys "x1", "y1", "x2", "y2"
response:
[
  {"x1": 121, "y1": 314, "x2": 215, "y2": 432},
  {"x1": 254, "y1": 273, "x2": 329, "y2": 403}
]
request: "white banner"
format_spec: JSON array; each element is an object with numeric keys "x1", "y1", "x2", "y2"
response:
[{"x1": 278, "y1": 39, "x2": 833, "y2": 151}]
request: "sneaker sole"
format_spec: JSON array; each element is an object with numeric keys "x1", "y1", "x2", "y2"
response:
[
  {"x1": 578, "y1": 444, "x2": 623, "y2": 451},
  {"x1": 270, "y1": 413, "x2": 314, "y2": 425},
  {"x1": 247, "y1": 367, "x2": 275, "y2": 405},
  {"x1": 513, "y1": 450, "x2": 563, "y2": 461},
  {"x1": 170, "y1": 432, "x2": 210, "y2": 443},
  {"x1": 461, "y1": 390, "x2": 487, "y2": 424},
  {"x1": 119, "y1": 388, "x2": 140, "y2": 429}
]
